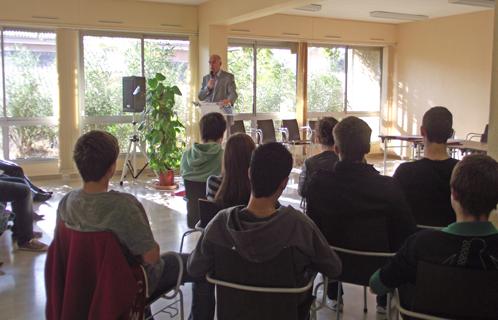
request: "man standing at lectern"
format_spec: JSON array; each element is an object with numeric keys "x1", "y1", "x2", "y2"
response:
[{"x1": 198, "y1": 54, "x2": 238, "y2": 112}]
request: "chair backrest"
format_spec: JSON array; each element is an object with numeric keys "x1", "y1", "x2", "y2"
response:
[
  {"x1": 212, "y1": 246, "x2": 313, "y2": 320},
  {"x1": 327, "y1": 215, "x2": 392, "y2": 286},
  {"x1": 411, "y1": 261, "x2": 498, "y2": 319},
  {"x1": 45, "y1": 223, "x2": 145, "y2": 320},
  {"x1": 184, "y1": 180, "x2": 207, "y2": 228},
  {"x1": 308, "y1": 120, "x2": 317, "y2": 142},
  {"x1": 257, "y1": 119, "x2": 277, "y2": 144},
  {"x1": 481, "y1": 124, "x2": 489, "y2": 143},
  {"x1": 198, "y1": 199, "x2": 222, "y2": 228},
  {"x1": 282, "y1": 119, "x2": 302, "y2": 141},
  {"x1": 230, "y1": 120, "x2": 246, "y2": 135}
]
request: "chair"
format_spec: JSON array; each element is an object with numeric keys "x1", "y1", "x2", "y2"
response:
[
  {"x1": 256, "y1": 119, "x2": 284, "y2": 144},
  {"x1": 183, "y1": 180, "x2": 207, "y2": 229},
  {"x1": 395, "y1": 261, "x2": 498, "y2": 320},
  {"x1": 230, "y1": 120, "x2": 246, "y2": 135},
  {"x1": 315, "y1": 215, "x2": 395, "y2": 320},
  {"x1": 207, "y1": 246, "x2": 316, "y2": 320},
  {"x1": 281, "y1": 119, "x2": 312, "y2": 145},
  {"x1": 198, "y1": 198, "x2": 222, "y2": 228},
  {"x1": 308, "y1": 120, "x2": 318, "y2": 143},
  {"x1": 179, "y1": 197, "x2": 220, "y2": 253},
  {"x1": 145, "y1": 252, "x2": 185, "y2": 320},
  {"x1": 466, "y1": 124, "x2": 489, "y2": 143},
  {"x1": 46, "y1": 223, "x2": 148, "y2": 319}
]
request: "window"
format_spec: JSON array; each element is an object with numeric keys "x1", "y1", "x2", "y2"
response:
[
  {"x1": 82, "y1": 33, "x2": 190, "y2": 150},
  {"x1": 308, "y1": 45, "x2": 382, "y2": 139},
  {"x1": 0, "y1": 29, "x2": 59, "y2": 160},
  {"x1": 228, "y1": 41, "x2": 297, "y2": 115}
]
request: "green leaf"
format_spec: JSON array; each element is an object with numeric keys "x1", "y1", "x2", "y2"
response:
[{"x1": 156, "y1": 73, "x2": 166, "y2": 81}]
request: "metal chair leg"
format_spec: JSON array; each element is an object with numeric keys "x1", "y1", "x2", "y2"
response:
[
  {"x1": 363, "y1": 286, "x2": 368, "y2": 313},
  {"x1": 386, "y1": 292, "x2": 392, "y2": 320},
  {"x1": 336, "y1": 282, "x2": 342, "y2": 320}
]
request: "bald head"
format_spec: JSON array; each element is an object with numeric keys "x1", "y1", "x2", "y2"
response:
[{"x1": 209, "y1": 54, "x2": 222, "y2": 74}]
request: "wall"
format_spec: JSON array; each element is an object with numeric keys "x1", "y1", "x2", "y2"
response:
[
  {"x1": 0, "y1": 0, "x2": 198, "y2": 34},
  {"x1": 393, "y1": 11, "x2": 493, "y2": 138}
]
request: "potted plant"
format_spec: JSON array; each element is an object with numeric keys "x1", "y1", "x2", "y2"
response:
[{"x1": 139, "y1": 73, "x2": 185, "y2": 187}]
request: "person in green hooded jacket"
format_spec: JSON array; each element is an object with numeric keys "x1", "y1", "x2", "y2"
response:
[{"x1": 180, "y1": 112, "x2": 226, "y2": 182}]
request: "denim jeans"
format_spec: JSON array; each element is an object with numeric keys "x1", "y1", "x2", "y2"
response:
[
  {"x1": 148, "y1": 253, "x2": 215, "y2": 320},
  {"x1": 0, "y1": 179, "x2": 34, "y2": 244}
]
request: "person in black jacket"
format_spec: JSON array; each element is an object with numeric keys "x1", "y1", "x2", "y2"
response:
[
  {"x1": 370, "y1": 154, "x2": 498, "y2": 312},
  {"x1": 298, "y1": 117, "x2": 339, "y2": 198},
  {"x1": 393, "y1": 106, "x2": 458, "y2": 227},
  {"x1": 306, "y1": 116, "x2": 416, "y2": 313}
]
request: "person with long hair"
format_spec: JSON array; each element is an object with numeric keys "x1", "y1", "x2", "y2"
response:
[{"x1": 206, "y1": 133, "x2": 256, "y2": 208}]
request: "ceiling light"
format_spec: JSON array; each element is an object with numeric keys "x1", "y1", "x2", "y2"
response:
[
  {"x1": 370, "y1": 11, "x2": 429, "y2": 21},
  {"x1": 295, "y1": 4, "x2": 322, "y2": 12},
  {"x1": 449, "y1": 0, "x2": 495, "y2": 8}
]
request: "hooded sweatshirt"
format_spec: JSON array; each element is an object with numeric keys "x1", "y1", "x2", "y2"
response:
[
  {"x1": 180, "y1": 143, "x2": 223, "y2": 182},
  {"x1": 187, "y1": 204, "x2": 342, "y2": 279}
]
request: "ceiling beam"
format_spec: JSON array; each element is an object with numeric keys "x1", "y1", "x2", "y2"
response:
[{"x1": 199, "y1": 0, "x2": 318, "y2": 25}]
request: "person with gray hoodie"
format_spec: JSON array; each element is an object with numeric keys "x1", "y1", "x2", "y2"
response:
[{"x1": 187, "y1": 142, "x2": 342, "y2": 319}]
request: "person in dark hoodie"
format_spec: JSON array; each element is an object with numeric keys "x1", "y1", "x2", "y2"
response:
[
  {"x1": 180, "y1": 112, "x2": 226, "y2": 182},
  {"x1": 187, "y1": 142, "x2": 342, "y2": 318}
]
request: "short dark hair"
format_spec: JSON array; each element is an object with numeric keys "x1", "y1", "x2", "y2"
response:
[
  {"x1": 73, "y1": 130, "x2": 120, "y2": 182},
  {"x1": 422, "y1": 106, "x2": 453, "y2": 143},
  {"x1": 450, "y1": 154, "x2": 498, "y2": 217},
  {"x1": 333, "y1": 116, "x2": 371, "y2": 161},
  {"x1": 200, "y1": 112, "x2": 226, "y2": 142},
  {"x1": 249, "y1": 142, "x2": 293, "y2": 198},
  {"x1": 317, "y1": 117, "x2": 339, "y2": 146}
]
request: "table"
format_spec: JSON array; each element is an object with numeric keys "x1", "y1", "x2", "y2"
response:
[{"x1": 378, "y1": 135, "x2": 488, "y2": 174}]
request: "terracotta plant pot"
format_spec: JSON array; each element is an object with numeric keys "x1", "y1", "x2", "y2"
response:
[{"x1": 158, "y1": 169, "x2": 175, "y2": 186}]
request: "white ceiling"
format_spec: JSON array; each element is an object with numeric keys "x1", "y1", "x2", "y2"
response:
[
  {"x1": 139, "y1": 0, "x2": 492, "y2": 23},
  {"x1": 284, "y1": 0, "x2": 492, "y2": 24}
]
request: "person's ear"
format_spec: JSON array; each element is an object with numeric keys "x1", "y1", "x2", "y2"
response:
[
  {"x1": 278, "y1": 177, "x2": 289, "y2": 193},
  {"x1": 421, "y1": 126, "x2": 427, "y2": 137}
]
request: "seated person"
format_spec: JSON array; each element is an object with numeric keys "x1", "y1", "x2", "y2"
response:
[
  {"x1": 306, "y1": 116, "x2": 416, "y2": 312},
  {"x1": 393, "y1": 106, "x2": 458, "y2": 227},
  {"x1": 0, "y1": 159, "x2": 52, "y2": 202},
  {"x1": 298, "y1": 117, "x2": 339, "y2": 198},
  {"x1": 370, "y1": 154, "x2": 498, "y2": 308},
  {"x1": 206, "y1": 133, "x2": 256, "y2": 207},
  {"x1": 188, "y1": 142, "x2": 342, "y2": 318},
  {"x1": 57, "y1": 130, "x2": 205, "y2": 319},
  {"x1": 0, "y1": 179, "x2": 47, "y2": 251},
  {"x1": 181, "y1": 112, "x2": 226, "y2": 183}
]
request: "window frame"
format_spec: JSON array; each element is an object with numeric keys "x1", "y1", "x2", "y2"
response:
[
  {"x1": 79, "y1": 31, "x2": 190, "y2": 151},
  {"x1": 228, "y1": 39, "x2": 298, "y2": 120},
  {"x1": 0, "y1": 26, "x2": 59, "y2": 161}
]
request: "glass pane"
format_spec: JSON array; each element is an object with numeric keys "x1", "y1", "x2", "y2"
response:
[
  {"x1": 347, "y1": 47, "x2": 382, "y2": 112},
  {"x1": 359, "y1": 116, "x2": 380, "y2": 142},
  {"x1": 227, "y1": 46, "x2": 253, "y2": 114},
  {"x1": 144, "y1": 38, "x2": 190, "y2": 124},
  {"x1": 83, "y1": 36, "x2": 141, "y2": 116},
  {"x1": 4, "y1": 30, "x2": 58, "y2": 118},
  {"x1": 307, "y1": 46, "x2": 346, "y2": 113},
  {"x1": 9, "y1": 125, "x2": 58, "y2": 159},
  {"x1": 83, "y1": 123, "x2": 134, "y2": 152},
  {"x1": 256, "y1": 47, "x2": 296, "y2": 113},
  {"x1": 0, "y1": 31, "x2": 3, "y2": 118}
]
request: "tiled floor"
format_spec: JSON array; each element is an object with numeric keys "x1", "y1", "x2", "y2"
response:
[{"x1": 0, "y1": 156, "x2": 402, "y2": 320}]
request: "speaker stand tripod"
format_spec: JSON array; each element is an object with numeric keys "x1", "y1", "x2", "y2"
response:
[{"x1": 119, "y1": 114, "x2": 148, "y2": 186}]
